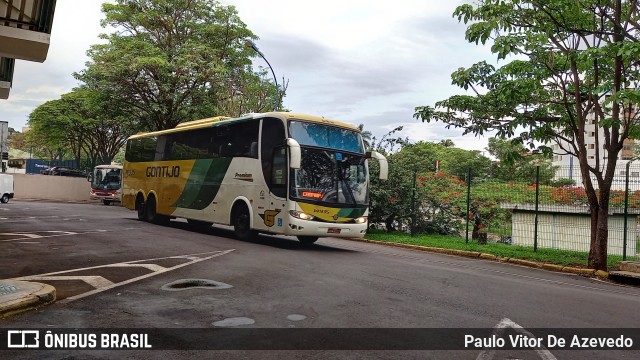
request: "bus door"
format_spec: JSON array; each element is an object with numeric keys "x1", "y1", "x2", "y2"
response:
[{"x1": 260, "y1": 118, "x2": 287, "y2": 230}]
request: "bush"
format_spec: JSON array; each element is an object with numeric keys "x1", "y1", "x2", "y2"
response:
[{"x1": 550, "y1": 178, "x2": 576, "y2": 187}]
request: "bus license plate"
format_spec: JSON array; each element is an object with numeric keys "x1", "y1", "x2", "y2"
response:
[{"x1": 327, "y1": 228, "x2": 341, "y2": 234}]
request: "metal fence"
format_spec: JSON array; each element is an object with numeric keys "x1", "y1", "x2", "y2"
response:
[{"x1": 403, "y1": 164, "x2": 640, "y2": 261}]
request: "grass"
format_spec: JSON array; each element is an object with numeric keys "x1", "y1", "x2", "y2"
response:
[{"x1": 365, "y1": 230, "x2": 625, "y2": 269}]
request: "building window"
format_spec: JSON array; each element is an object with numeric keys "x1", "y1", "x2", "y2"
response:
[
  {"x1": 588, "y1": 155, "x2": 595, "y2": 159},
  {"x1": 588, "y1": 144, "x2": 595, "y2": 149},
  {"x1": 633, "y1": 172, "x2": 640, "y2": 177},
  {"x1": 588, "y1": 131, "x2": 596, "y2": 137},
  {"x1": 620, "y1": 170, "x2": 627, "y2": 176}
]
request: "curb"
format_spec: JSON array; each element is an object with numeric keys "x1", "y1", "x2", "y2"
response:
[
  {"x1": 0, "y1": 280, "x2": 56, "y2": 318},
  {"x1": 14, "y1": 198, "x2": 100, "y2": 205},
  {"x1": 345, "y1": 237, "x2": 608, "y2": 280}
]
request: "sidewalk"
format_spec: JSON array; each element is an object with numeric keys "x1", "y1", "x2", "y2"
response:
[{"x1": 0, "y1": 280, "x2": 55, "y2": 318}]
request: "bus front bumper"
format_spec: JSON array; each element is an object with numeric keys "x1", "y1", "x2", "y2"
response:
[
  {"x1": 286, "y1": 216, "x2": 368, "y2": 238},
  {"x1": 90, "y1": 191, "x2": 120, "y2": 201}
]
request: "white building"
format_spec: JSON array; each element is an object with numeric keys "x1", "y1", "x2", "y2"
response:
[{"x1": 551, "y1": 113, "x2": 637, "y2": 191}]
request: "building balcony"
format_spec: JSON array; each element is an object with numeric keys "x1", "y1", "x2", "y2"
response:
[
  {"x1": 0, "y1": 56, "x2": 14, "y2": 99},
  {"x1": 0, "y1": 0, "x2": 56, "y2": 62}
]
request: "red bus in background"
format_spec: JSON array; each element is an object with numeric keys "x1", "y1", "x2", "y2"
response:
[{"x1": 88, "y1": 164, "x2": 122, "y2": 205}]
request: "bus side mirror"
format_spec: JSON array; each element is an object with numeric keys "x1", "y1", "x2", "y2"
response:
[
  {"x1": 367, "y1": 151, "x2": 388, "y2": 180},
  {"x1": 287, "y1": 138, "x2": 301, "y2": 169},
  {"x1": 87, "y1": 174, "x2": 93, "y2": 182}
]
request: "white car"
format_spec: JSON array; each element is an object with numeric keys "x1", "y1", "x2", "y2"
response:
[{"x1": 0, "y1": 173, "x2": 14, "y2": 203}]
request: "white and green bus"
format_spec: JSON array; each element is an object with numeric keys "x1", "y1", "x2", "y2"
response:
[{"x1": 122, "y1": 112, "x2": 388, "y2": 244}]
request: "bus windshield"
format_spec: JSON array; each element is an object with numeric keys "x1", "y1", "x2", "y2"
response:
[
  {"x1": 291, "y1": 148, "x2": 369, "y2": 206},
  {"x1": 288, "y1": 121, "x2": 364, "y2": 154},
  {"x1": 91, "y1": 168, "x2": 121, "y2": 190}
]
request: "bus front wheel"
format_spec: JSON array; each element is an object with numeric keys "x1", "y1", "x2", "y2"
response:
[
  {"x1": 297, "y1": 236, "x2": 318, "y2": 245},
  {"x1": 232, "y1": 203, "x2": 256, "y2": 241},
  {"x1": 103, "y1": 200, "x2": 112, "y2": 206}
]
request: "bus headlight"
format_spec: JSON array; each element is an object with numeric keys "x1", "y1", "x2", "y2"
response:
[
  {"x1": 354, "y1": 216, "x2": 367, "y2": 224},
  {"x1": 289, "y1": 210, "x2": 314, "y2": 221}
]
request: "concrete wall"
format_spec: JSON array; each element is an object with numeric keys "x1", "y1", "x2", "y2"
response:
[
  {"x1": 511, "y1": 211, "x2": 637, "y2": 256},
  {"x1": 12, "y1": 174, "x2": 92, "y2": 202}
]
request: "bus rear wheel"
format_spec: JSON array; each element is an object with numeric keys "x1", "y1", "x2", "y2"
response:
[
  {"x1": 1, "y1": 194, "x2": 10, "y2": 203},
  {"x1": 232, "y1": 203, "x2": 256, "y2": 241},
  {"x1": 136, "y1": 195, "x2": 146, "y2": 221},
  {"x1": 297, "y1": 236, "x2": 318, "y2": 245},
  {"x1": 145, "y1": 196, "x2": 168, "y2": 225}
]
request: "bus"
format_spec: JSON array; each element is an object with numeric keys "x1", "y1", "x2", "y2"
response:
[
  {"x1": 88, "y1": 164, "x2": 123, "y2": 205},
  {"x1": 122, "y1": 112, "x2": 388, "y2": 244}
]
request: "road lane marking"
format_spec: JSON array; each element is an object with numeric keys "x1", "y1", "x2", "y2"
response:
[
  {"x1": 0, "y1": 232, "x2": 44, "y2": 239},
  {"x1": 477, "y1": 318, "x2": 557, "y2": 360},
  {"x1": 105, "y1": 263, "x2": 167, "y2": 272},
  {"x1": 8, "y1": 250, "x2": 235, "y2": 304},
  {"x1": 19, "y1": 275, "x2": 115, "y2": 289},
  {"x1": 0, "y1": 230, "x2": 102, "y2": 242}
]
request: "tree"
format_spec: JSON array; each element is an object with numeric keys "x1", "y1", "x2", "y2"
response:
[
  {"x1": 414, "y1": 0, "x2": 640, "y2": 271},
  {"x1": 76, "y1": 0, "x2": 280, "y2": 131},
  {"x1": 486, "y1": 138, "x2": 557, "y2": 184},
  {"x1": 358, "y1": 124, "x2": 373, "y2": 150},
  {"x1": 28, "y1": 99, "x2": 79, "y2": 163},
  {"x1": 369, "y1": 139, "x2": 493, "y2": 232},
  {"x1": 8, "y1": 131, "x2": 27, "y2": 152},
  {"x1": 28, "y1": 87, "x2": 139, "y2": 168},
  {"x1": 369, "y1": 126, "x2": 409, "y2": 154},
  {"x1": 24, "y1": 123, "x2": 67, "y2": 162}
]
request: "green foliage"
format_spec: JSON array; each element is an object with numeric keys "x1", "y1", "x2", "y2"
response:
[
  {"x1": 28, "y1": 87, "x2": 139, "y2": 168},
  {"x1": 7, "y1": 131, "x2": 27, "y2": 152},
  {"x1": 414, "y1": 0, "x2": 640, "y2": 270},
  {"x1": 369, "y1": 139, "x2": 493, "y2": 233},
  {"x1": 365, "y1": 231, "x2": 621, "y2": 268},
  {"x1": 486, "y1": 137, "x2": 556, "y2": 184},
  {"x1": 550, "y1": 178, "x2": 576, "y2": 187},
  {"x1": 76, "y1": 0, "x2": 280, "y2": 131}
]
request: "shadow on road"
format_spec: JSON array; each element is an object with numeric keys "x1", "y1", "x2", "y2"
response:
[{"x1": 124, "y1": 218, "x2": 358, "y2": 253}]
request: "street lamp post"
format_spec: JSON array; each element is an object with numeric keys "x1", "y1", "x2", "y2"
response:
[{"x1": 245, "y1": 39, "x2": 279, "y2": 111}]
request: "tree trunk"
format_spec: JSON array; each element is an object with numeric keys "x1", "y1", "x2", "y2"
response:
[
  {"x1": 385, "y1": 215, "x2": 396, "y2": 232},
  {"x1": 588, "y1": 205, "x2": 609, "y2": 271}
]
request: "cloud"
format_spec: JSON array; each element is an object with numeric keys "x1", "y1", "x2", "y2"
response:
[{"x1": 2, "y1": 0, "x2": 499, "y2": 155}]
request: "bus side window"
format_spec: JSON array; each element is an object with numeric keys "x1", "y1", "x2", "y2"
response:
[
  {"x1": 271, "y1": 147, "x2": 287, "y2": 198},
  {"x1": 249, "y1": 142, "x2": 258, "y2": 158},
  {"x1": 155, "y1": 136, "x2": 168, "y2": 161},
  {"x1": 125, "y1": 137, "x2": 157, "y2": 162}
]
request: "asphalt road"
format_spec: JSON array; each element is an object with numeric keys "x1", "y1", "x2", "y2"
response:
[{"x1": 1, "y1": 200, "x2": 639, "y2": 359}]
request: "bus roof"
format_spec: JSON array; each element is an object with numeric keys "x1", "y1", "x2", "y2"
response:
[
  {"x1": 95, "y1": 164, "x2": 123, "y2": 169},
  {"x1": 128, "y1": 112, "x2": 360, "y2": 140}
]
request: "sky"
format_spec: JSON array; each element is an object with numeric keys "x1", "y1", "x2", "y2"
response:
[{"x1": 0, "y1": 0, "x2": 499, "y2": 153}]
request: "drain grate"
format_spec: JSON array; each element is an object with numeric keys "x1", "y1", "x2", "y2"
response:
[
  {"x1": 161, "y1": 279, "x2": 232, "y2": 291},
  {"x1": 0, "y1": 284, "x2": 18, "y2": 296}
]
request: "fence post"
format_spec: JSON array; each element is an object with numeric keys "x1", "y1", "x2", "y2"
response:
[
  {"x1": 411, "y1": 168, "x2": 417, "y2": 237},
  {"x1": 623, "y1": 161, "x2": 632, "y2": 261},
  {"x1": 534, "y1": 165, "x2": 540, "y2": 252},
  {"x1": 465, "y1": 167, "x2": 471, "y2": 243}
]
